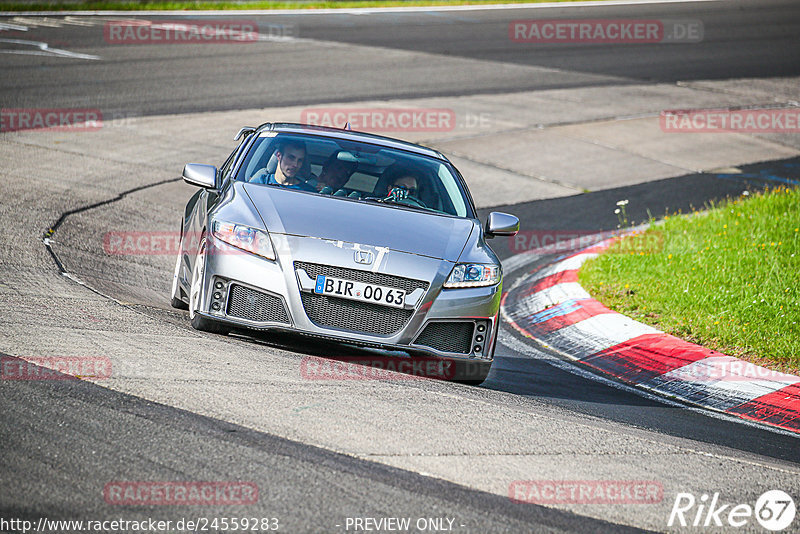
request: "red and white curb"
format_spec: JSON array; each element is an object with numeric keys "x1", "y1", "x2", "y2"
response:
[{"x1": 501, "y1": 240, "x2": 800, "y2": 434}]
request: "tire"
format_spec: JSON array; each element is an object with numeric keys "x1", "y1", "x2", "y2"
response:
[
  {"x1": 188, "y1": 240, "x2": 229, "y2": 335},
  {"x1": 421, "y1": 355, "x2": 490, "y2": 385},
  {"x1": 170, "y1": 236, "x2": 189, "y2": 310},
  {"x1": 452, "y1": 358, "x2": 491, "y2": 385}
]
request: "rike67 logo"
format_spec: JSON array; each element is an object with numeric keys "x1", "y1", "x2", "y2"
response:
[{"x1": 668, "y1": 490, "x2": 795, "y2": 531}]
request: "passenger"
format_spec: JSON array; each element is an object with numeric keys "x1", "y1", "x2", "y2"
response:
[
  {"x1": 389, "y1": 173, "x2": 418, "y2": 197},
  {"x1": 308, "y1": 151, "x2": 357, "y2": 193},
  {"x1": 249, "y1": 140, "x2": 315, "y2": 191}
]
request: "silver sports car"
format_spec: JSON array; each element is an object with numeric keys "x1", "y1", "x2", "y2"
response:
[{"x1": 171, "y1": 123, "x2": 519, "y2": 383}]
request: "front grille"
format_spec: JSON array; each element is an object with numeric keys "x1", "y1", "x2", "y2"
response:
[
  {"x1": 294, "y1": 261, "x2": 428, "y2": 336},
  {"x1": 227, "y1": 284, "x2": 290, "y2": 324},
  {"x1": 414, "y1": 322, "x2": 474, "y2": 354}
]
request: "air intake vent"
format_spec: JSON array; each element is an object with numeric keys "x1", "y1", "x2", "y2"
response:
[
  {"x1": 414, "y1": 322, "x2": 475, "y2": 354},
  {"x1": 227, "y1": 284, "x2": 290, "y2": 324}
]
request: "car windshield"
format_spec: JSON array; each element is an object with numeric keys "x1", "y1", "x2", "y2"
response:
[{"x1": 234, "y1": 132, "x2": 472, "y2": 218}]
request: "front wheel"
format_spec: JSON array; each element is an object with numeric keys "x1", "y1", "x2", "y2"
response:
[
  {"x1": 450, "y1": 358, "x2": 492, "y2": 385},
  {"x1": 415, "y1": 355, "x2": 490, "y2": 385},
  {"x1": 170, "y1": 251, "x2": 189, "y2": 310}
]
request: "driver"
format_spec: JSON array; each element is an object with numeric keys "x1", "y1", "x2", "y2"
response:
[{"x1": 249, "y1": 140, "x2": 316, "y2": 192}]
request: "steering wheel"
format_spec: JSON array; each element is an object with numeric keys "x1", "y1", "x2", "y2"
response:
[
  {"x1": 389, "y1": 195, "x2": 427, "y2": 208},
  {"x1": 383, "y1": 186, "x2": 427, "y2": 208}
]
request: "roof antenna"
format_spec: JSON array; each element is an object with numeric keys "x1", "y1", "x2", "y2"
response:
[{"x1": 343, "y1": 122, "x2": 352, "y2": 130}]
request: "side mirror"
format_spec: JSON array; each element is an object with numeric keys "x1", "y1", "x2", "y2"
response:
[
  {"x1": 182, "y1": 163, "x2": 218, "y2": 189},
  {"x1": 485, "y1": 212, "x2": 519, "y2": 238}
]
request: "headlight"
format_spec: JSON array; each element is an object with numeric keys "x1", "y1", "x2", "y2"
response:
[
  {"x1": 211, "y1": 220, "x2": 275, "y2": 260},
  {"x1": 444, "y1": 263, "x2": 501, "y2": 288}
]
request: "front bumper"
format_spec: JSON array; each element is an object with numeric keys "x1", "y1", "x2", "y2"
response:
[{"x1": 192, "y1": 234, "x2": 502, "y2": 361}]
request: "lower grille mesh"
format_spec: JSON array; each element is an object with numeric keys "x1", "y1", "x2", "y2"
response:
[
  {"x1": 300, "y1": 293, "x2": 412, "y2": 335},
  {"x1": 227, "y1": 284, "x2": 290, "y2": 324},
  {"x1": 414, "y1": 322, "x2": 474, "y2": 354}
]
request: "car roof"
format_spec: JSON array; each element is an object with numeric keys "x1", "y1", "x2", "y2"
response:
[{"x1": 258, "y1": 122, "x2": 448, "y2": 161}]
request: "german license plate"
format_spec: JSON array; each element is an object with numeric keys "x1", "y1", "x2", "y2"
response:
[{"x1": 314, "y1": 275, "x2": 406, "y2": 308}]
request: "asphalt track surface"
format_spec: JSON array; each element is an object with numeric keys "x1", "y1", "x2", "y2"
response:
[
  {"x1": 0, "y1": 0, "x2": 798, "y2": 115},
  {"x1": 2, "y1": 1, "x2": 800, "y2": 533}
]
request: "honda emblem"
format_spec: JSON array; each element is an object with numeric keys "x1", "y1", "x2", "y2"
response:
[{"x1": 354, "y1": 250, "x2": 374, "y2": 265}]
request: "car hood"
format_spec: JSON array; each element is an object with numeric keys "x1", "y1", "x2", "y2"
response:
[{"x1": 242, "y1": 183, "x2": 474, "y2": 261}]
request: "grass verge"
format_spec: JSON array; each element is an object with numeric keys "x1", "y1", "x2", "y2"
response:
[
  {"x1": 579, "y1": 186, "x2": 800, "y2": 373},
  {"x1": 1, "y1": 0, "x2": 607, "y2": 12}
]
